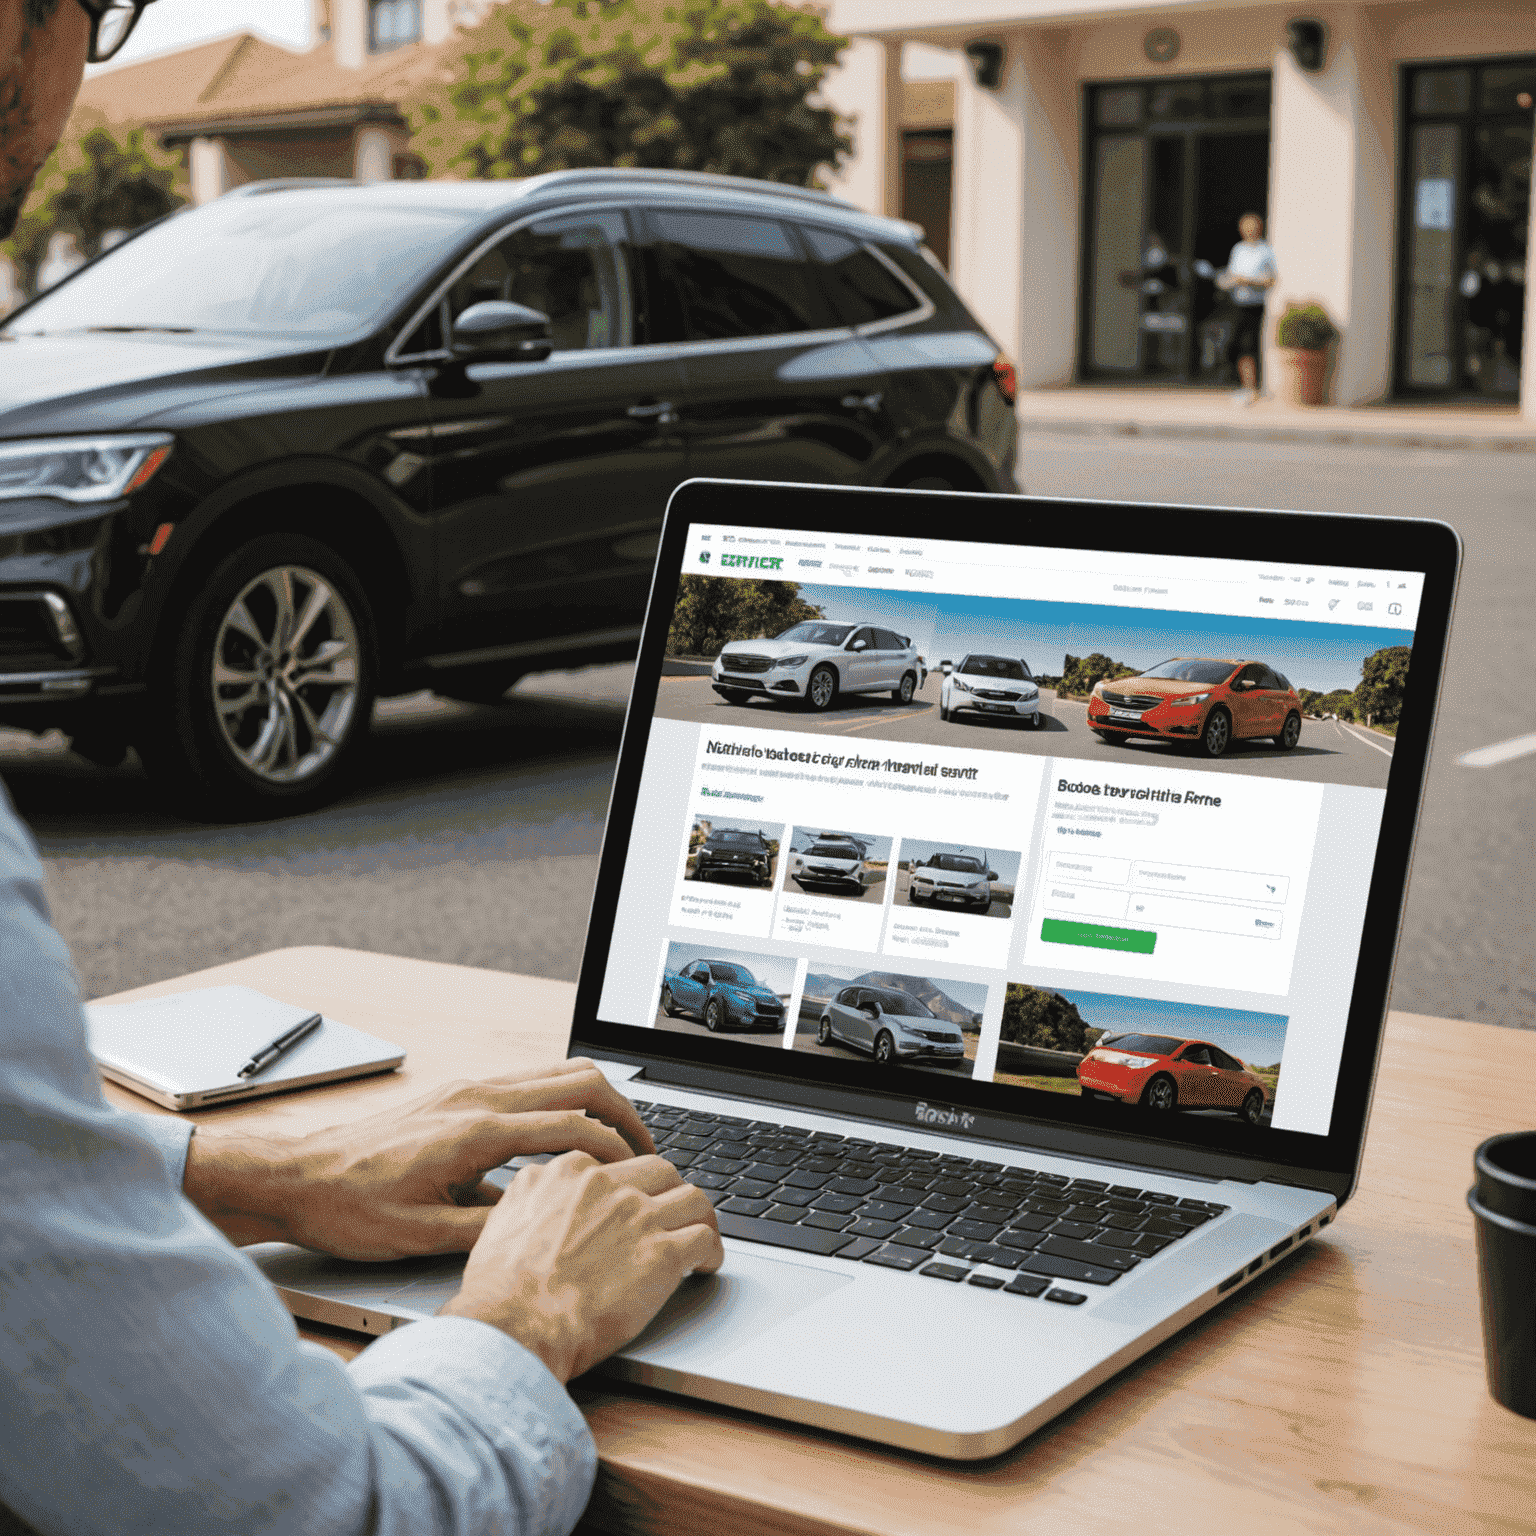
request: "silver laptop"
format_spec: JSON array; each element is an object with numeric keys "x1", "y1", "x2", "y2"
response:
[{"x1": 255, "y1": 481, "x2": 1458, "y2": 1459}]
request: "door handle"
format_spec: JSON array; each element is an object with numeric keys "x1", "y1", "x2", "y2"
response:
[
  {"x1": 628, "y1": 399, "x2": 679, "y2": 425},
  {"x1": 841, "y1": 391, "x2": 883, "y2": 413}
]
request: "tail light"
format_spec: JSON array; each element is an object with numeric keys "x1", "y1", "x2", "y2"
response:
[{"x1": 992, "y1": 352, "x2": 1018, "y2": 406}]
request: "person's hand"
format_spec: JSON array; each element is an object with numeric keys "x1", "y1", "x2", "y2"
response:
[
  {"x1": 182, "y1": 1058, "x2": 655, "y2": 1260},
  {"x1": 439, "y1": 1151, "x2": 724, "y2": 1382}
]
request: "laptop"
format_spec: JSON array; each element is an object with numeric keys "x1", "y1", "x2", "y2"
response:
[{"x1": 254, "y1": 481, "x2": 1459, "y2": 1459}]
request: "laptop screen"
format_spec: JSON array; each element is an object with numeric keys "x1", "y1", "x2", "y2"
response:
[{"x1": 583, "y1": 485, "x2": 1453, "y2": 1177}]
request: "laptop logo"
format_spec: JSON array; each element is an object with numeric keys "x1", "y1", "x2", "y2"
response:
[{"x1": 915, "y1": 1100, "x2": 976, "y2": 1130}]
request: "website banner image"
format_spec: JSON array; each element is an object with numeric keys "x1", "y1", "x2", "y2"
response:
[
  {"x1": 990, "y1": 985, "x2": 1288, "y2": 1131},
  {"x1": 795, "y1": 965, "x2": 991, "y2": 1078},
  {"x1": 659, "y1": 574, "x2": 1410, "y2": 791},
  {"x1": 672, "y1": 814, "x2": 788, "y2": 939},
  {"x1": 654, "y1": 941, "x2": 801, "y2": 1046}
]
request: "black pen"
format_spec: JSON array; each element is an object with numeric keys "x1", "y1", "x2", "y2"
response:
[{"x1": 237, "y1": 1013, "x2": 323, "y2": 1079}]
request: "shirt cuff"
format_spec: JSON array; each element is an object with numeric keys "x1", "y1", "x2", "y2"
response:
[
  {"x1": 349, "y1": 1315, "x2": 597, "y2": 1536},
  {"x1": 131, "y1": 1112, "x2": 196, "y2": 1188}
]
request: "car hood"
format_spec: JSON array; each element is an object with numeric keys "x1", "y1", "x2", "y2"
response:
[
  {"x1": 0, "y1": 331, "x2": 332, "y2": 435},
  {"x1": 1115, "y1": 676, "x2": 1228, "y2": 699},
  {"x1": 916, "y1": 867, "x2": 986, "y2": 888},
  {"x1": 719, "y1": 638, "x2": 837, "y2": 660},
  {"x1": 723, "y1": 984, "x2": 780, "y2": 1005},
  {"x1": 956, "y1": 672, "x2": 1034, "y2": 689},
  {"x1": 801, "y1": 854, "x2": 859, "y2": 869}
]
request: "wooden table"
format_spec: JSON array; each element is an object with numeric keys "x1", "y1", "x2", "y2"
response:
[{"x1": 101, "y1": 946, "x2": 1536, "y2": 1535}]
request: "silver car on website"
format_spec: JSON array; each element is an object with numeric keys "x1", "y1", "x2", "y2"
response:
[{"x1": 817, "y1": 984, "x2": 966, "y2": 1066}]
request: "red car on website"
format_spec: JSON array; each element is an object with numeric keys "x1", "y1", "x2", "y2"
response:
[
  {"x1": 1087, "y1": 658, "x2": 1303, "y2": 758},
  {"x1": 1077, "y1": 1033, "x2": 1270, "y2": 1125}
]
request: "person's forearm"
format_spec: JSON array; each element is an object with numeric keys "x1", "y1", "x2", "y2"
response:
[{"x1": 181, "y1": 1126, "x2": 304, "y2": 1246}]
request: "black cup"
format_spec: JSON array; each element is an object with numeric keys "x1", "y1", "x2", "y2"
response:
[{"x1": 1469, "y1": 1131, "x2": 1536, "y2": 1418}]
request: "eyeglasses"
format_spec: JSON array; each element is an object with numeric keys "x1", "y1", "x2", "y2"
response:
[{"x1": 75, "y1": 0, "x2": 155, "y2": 64}]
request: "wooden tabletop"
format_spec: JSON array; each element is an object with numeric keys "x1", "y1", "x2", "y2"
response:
[{"x1": 101, "y1": 946, "x2": 1536, "y2": 1535}]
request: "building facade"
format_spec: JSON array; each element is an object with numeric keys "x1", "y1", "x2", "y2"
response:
[{"x1": 821, "y1": 1, "x2": 1535, "y2": 417}]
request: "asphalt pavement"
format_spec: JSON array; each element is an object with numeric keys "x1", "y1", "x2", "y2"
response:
[{"x1": 657, "y1": 674, "x2": 1392, "y2": 788}]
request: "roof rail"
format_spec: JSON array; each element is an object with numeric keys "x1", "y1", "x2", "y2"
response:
[
  {"x1": 225, "y1": 178, "x2": 360, "y2": 197},
  {"x1": 524, "y1": 166, "x2": 857, "y2": 210}
]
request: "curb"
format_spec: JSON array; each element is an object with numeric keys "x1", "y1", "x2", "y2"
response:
[{"x1": 1018, "y1": 414, "x2": 1536, "y2": 454}]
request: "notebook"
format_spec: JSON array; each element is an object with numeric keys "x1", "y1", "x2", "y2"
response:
[{"x1": 86, "y1": 985, "x2": 405, "y2": 1110}]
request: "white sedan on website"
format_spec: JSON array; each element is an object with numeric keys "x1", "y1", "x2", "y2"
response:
[
  {"x1": 939, "y1": 654, "x2": 1041, "y2": 727},
  {"x1": 712, "y1": 622, "x2": 921, "y2": 712}
]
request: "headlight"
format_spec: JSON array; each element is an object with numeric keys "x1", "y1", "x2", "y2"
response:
[
  {"x1": 1094, "y1": 1051, "x2": 1158, "y2": 1068},
  {"x1": 1169, "y1": 692, "x2": 1210, "y2": 707},
  {"x1": 1021, "y1": 686, "x2": 1038, "y2": 699},
  {"x1": 0, "y1": 433, "x2": 173, "y2": 504},
  {"x1": 952, "y1": 678, "x2": 971, "y2": 692},
  {"x1": 773, "y1": 654, "x2": 808, "y2": 669}
]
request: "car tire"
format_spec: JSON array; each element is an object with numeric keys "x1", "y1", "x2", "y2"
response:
[
  {"x1": 817, "y1": 1017, "x2": 832, "y2": 1046},
  {"x1": 1197, "y1": 708, "x2": 1233, "y2": 758},
  {"x1": 1101, "y1": 730, "x2": 1127, "y2": 746},
  {"x1": 720, "y1": 688, "x2": 752, "y2": 705},
  {"x1": 704, "y1": 998, "x2": 725, "y2": 1032},
  {"x1": 138, "y1": 534, "x2": 376, "y2": 822},
  {"x1": 1239, "y1": 1089, "x2": 1265, "y2": 1125},
  {"x1": 660, "y1": 987, "x2": 679, "y2": 1018},
  {"x1": 804, "y1": 663, "x2": 838, "y2": 712},
  {"x1": 1026, "y1": 712, "x2": 1041, "y2": 729},
  {"x1": 893, "y1": 671, "x2": 916, "y2": 704},
  {"x1": 1275, "y1": 711, "x2": 1302, "y2": 751},
  {"x1": 874, "y1": 1031, "x2": 897, "y2": 1065},
  {"x1": 1141, "y1": 1074, "x2": 1178, "y2": 1111}
]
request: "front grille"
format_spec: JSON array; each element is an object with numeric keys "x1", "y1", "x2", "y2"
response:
[
  {"x1": 0, "y1": 594, "x2": 81, "y2": 669},
  {"x1": 723, "y1": 653, "x2": 772, "y2": 674},
  {"x1": 916, "y1": 1029, "x2": 954, "y2": 1042},
  {"x1": 976, "y1": 689, "x2": 1019, "y2": 701},
  {"x1": 1101, "y1": 691, "x2": 1162, "y2": 711}
]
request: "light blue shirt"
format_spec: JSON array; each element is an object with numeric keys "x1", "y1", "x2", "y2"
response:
[{"x1": 0, "y1": 795, "x2": 596, "y2": 1535}]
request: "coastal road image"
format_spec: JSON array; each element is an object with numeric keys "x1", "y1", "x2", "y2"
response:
[{"x1": 656, "y1": 671, "x2": 1394, "y2": 788}]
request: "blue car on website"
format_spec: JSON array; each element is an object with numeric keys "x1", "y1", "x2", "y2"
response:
[{"x1": 660, "y1": 959, "x2": 787, "y2": 1033}]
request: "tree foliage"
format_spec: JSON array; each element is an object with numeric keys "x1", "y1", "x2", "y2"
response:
[
  {"x1": 1354, "y1": 645, "x2": 1411, "y2": 725},
  {"x1": 4, "y1": 113, "x2": 186, "y2": 297},
  {"x1": 1000, "y1": 985, "x2": 1105, "y2": 1054},
  {"x1": 666, "y1": 574, "x2": 822, "y2": 655},
  {"x1": 410, "y1": 0, "x2": 851, "y2": 187},
  {"x1": 1058, "y1": 652, "x2": 1137, "y2": 698}
]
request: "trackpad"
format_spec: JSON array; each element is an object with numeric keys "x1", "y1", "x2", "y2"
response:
[{"x1": 616, "y1": 1253, "x2": 851, "y2": 1372}]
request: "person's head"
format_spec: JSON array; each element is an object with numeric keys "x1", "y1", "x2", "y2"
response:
[
  {"x1": 0, "y1": 0, "x2": 94, "y2": 240},
  {"x1": 1238, "y1": 212, "x2": 1265, "y2": 243}
]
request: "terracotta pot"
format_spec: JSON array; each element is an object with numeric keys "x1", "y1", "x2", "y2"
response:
[{"x1": 1280, "y1": 347, "x2": 1329, "y2": 406}]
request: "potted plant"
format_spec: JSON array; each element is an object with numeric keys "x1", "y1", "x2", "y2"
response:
[{"x1": 1274, "y1": 302, "x2": 1339, "y2": 406}]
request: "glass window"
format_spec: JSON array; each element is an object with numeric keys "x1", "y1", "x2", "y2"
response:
[
  {"x1": 800, "y1": 225, "x2": 918, "y2": 326},
  {"x1": 369, "y1": 0, "x2": 421, "y2": 52},
  {"x1": 1209, "y1": 77, "x2": 1272, "y2": 119},
  {"x1": 874, "y1": 628, "x2": 905, "y2": 652},
  {"x1": 1179, "y1": 1044, "x2": 1212, "y2": 1064},
  {"x1": 447, "y1": 211, "x2": 630, "y2": 351},
  {"x1": 397, "y1": 302, "x2": 443, "y2": 356},
  {"x1": 1210, "y1": 1048, "x2": 1244, "y2": 1072},
  {"x1": 1481, "y1": 65, "x2": 1536, "y2": 113},
  {"x1": 1139, "y1": 658, "x2": 1236, "y2": 684},
  {"x1": 847, "y1": 627, "x2": 875, "y2": 650},
  {"x1": 1414, "y1": 68, "x2": 1472, "y2": 115},
  {"x1": 644, "y1": 209, "x2": 834, "y2": 342},
  {"x1": 1148, "y1": 80, "x2": 1204, "y2": 120},
  {"x1": 960, "y1": 655, "x2": 1027, "y2": 680},
  {"x1": 1095, "y1": 87, "x2": 1142, "y2": 127},
  {"x1": 1104, "y1": 1034, "x2": 1180, "y2": 1056}
]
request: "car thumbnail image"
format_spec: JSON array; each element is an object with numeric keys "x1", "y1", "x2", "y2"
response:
[
  {"x1": 895, "y1": 838, "x2": 1021, "y2": 918},
  {"x1": 713, "y1": 621, "x2": 923, "y2": 712},
  {"x1": 990, "y1": 984, "x2": 1286, "y2": 1129},
  {"x1": 784, "y1": 828, "x2": 892, "y2": 903},
  {"x1": 655, "y1": 944, "x2": 796, "y2": 1039},
  {"x1": 794, "y1": 966, "x2": 988, "y2": 1072},
  {"x1": 685, "y1": 816, "x2": 782, "y2": 888},
  {"x1": 940, "y1": 653, "x2": 1042, "y2": 728},
  {"x1": 1087, "y1": 658, "x2": 1304, "y2": 758}
]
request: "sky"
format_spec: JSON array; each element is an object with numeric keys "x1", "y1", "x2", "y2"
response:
[
  {"x1": 798, "y1": 583, "x2": 1414, "y2": 696},
  {"x1": 1054, "y1": 988, "x2": 1289, "y2": 1066},
  {"x1": 810, "y1": 964, "x2": 991, "y2": 1017},
  {"x1": 86, "y1": 1, "x2": 313, "y2": 74}
]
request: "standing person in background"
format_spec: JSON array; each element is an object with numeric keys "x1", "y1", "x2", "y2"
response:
[{"x1": 1220, "y1": 212, "x2": 1278, "y2": 405}]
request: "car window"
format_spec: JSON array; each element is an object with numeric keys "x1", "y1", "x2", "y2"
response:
[
  {"x1": 798, "y1": 225, "x2": 920, "y2": 327},
  {"x1": 445, "y1": 210, "x2": 631, "y2": 352},
  {"x1": 930, "y1": 853, "x2": 984, "y2": 873},
  {"x1": 1257, "y1": 666, "x2": 1284, "y2": 690},
  {"x1": 1107, "y1": 1034, "x2": 1182, "y2": 1055},
  {"x1": 1236, "y1": 663, "x2": 1266, "y2": 688},
  {"x1": 641, "y1": 209, "x2": 836, "y2": 343},
  {"x1": 1140, "y1": 659, "x2": 1237, "y2": 684},
  {"x1": 1209, "y1": 1047, "x2": 1242, "y2": 1071},
  {"x1": 873, "y1": 990, "x2": 933, "y2": 1018},
  {"x1": 847, "y1": 627, "x2": 875, "y2": 650},
  {"x1": 874, "y1": 629, "x2": 905, "y2": 652},
  {"x1": 1274, "y1": 672, "x2": 1293, "y2": 692},
  {"x1": 1179, "y1": 1045, "x2": 1212, "y2": 1064},
  {"x1": 961, "y1": 655, "x2": 1026, "y2": 680},
  {"x1": 709, "y1": 962, "x2": 752, "y2": 983},
  {"x1": 776, "y1": 621, "x2": 853, "y2": 646}
]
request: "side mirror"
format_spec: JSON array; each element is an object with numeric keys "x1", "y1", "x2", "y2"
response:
[
  {"x1": 940, "y1": 661, "x2": 952, "y2": 674},
  {"x1": 450, "y1": 300, "x2": 553, "y2": 363},
  {"x1": 861, "y1": 1004, "x2": 880, "y2": 1020},
  {"x1": 851, "y1": 639, "x2": 867, "y2": 652},
  {"x1": 987, "y1": 870, "x2": 998, "y2": 881}
]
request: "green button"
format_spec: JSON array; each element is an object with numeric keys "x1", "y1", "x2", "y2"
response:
[{"x1": 1040, "y1": 917, "x2": 1157, "y2": 954}]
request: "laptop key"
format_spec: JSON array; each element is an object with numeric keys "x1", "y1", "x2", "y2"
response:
[
  {"x1": 858, "y1": 1200, "x2": 916, "y2": 1223},
  {"x1": 719, "y1": 1196, "x2": 772, "y2": 1217},
  {"x1": 1101, "y1": 1197, "x2": 1145, "y2": 1216},
  {"x1": 685, "y1": 1170, "x2": 734, "y2": 1190},
  {"x1": 921, "y1": 1193, "x2": 967, "y2": 1214},
  {"x1": 707, "y1": 1140, "x2": 752, "y2": 1159},
  {"x1": 804, "y1": 1211, "x2": 854, "y2": 1231},
  {"x1": 671, "y1": 1134, "x2": 713, "y2": 1153},
  {"x1": 863, "y1": 1244, "x2": 928, "y2": 1271},
  {"x1": 1143, "y1": 1214, "x2": 1194, "y2": 1238},
  {"x1": 1017, "y1": 1254, "x2": 1123, "y2": 1287},
  {"x1": 1045, "y1": 1289, "x2": 1087, "y2": 1306},
  {"x1": 1008, "y1": 1211, "x2": 1055, "y2": 1233},
  {"x1": 1101, "y1": 1212, "x2": 1142, "y2": 1231},
  {"x1": 900, "y1": 1208, "x2": 952, "y2": 1231},
  {"x1": 949, "y1": 1219, "x2": 1002, "y2": 1243},
  {"x1": 781, "y1": 1169, "x2": 832, "y2": 1190},
  {"x1": 1094, "y1": 1229, "x2": 1141, "y2": 1251},
  {"x1": 1134, "y1": 1233, "x2": 1176, "y2": 1255},
  {"x1": 928, "y1": 1179, "x2": 976, "y2": 1198},
  {"x1": 809, "y1": 1192, "x2": 861, "y2": 1214},
  {"x1": 968, "y1": 1274, "x2": 1006, "y2": 1289},
  {"x1": 1004, "y1": 1275, "x2": 1049, "y2": 1297},
  {"x1": 849, "y1": 1217, "x2": 900, "y2": 1239},
  {"x1": 663, "y1": 1150, "x2": 699, "y2": 1169},
  {"x1": 1064, "y1": 1204, "x2": 1108, "y2": 1224},
  {"x1": 1027, "y1": 1197, "x2": 1072, "y2": 1216},
  {"x1": 995, "y1": 1230, "x2": 1044, "y2": 1253},
  {"x1": 966, "y1": 1244, "x2": 1024, "y2": 1269},
  {"x1": 716, "y1": 1211, "x2": 853, "y2": 1254},
  {"x1": 763, "y1": 1204, "x2": 807, "y2": 1224},
  {"x1": 869, "y1": 1185, "x2": 921, "y2": 1207},
  {"x1": 828, "y1": 1177, "x2": 879, "y2": 1196},
  {"x1": 936, "y1": 1236, "x2": 976, "y2": 1259},
  {"x1": 727, "y1": 1177, "x2": 775, "y2": 1199},
  {"x1": 919, "y1": 1263, "x2": 970, "y2": 1282},
  {"x1": 1038, "y1": 1235, "x2": 1139, "y2": 1271},
  {"x1": 768, "y1": 1186, "x2": 816, "y2": 1207},
  {"x1": 1142, "y1": 1191, "x2": 1177, "y2": 1205},
  {"x1": 1109, "y1": 1186, "x2": 1144, "y2": 1199},
  {"x1": 1050, "y1": 1221, "x2": 1099, "y2": 1242},
  {"x1": 832, "y1": 1237, "x2": 882, "y2": 1262}
]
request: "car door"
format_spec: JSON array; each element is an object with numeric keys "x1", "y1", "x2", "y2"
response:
[
  {"x1": 1208, "y1": 1047, "x2": 1248, "y2": 1108},
  {"x1": 875, "y1": 629, "x2": 910, "y2": 690},
  {"x1": 842, "y1": 627, "x2": 879, "y2": 692},
  {"x1": 418, "y1": 207, "x2": 687, "y2": 661},
  {"x1": 1256, "y1": 666, "x2": 1289, "y2": 735},
  {"x1": 1228, "y1": 663, "x2": 1270, "y2": 738},
  {"x1": 1175, "y1": 1044, "x2": 1217, "y2": 1105},
  {"x1": 673, "y1": 964, "x2": 705, "y2": 1015},
  {"x1": 631, "y1": 206, "x2": 895, "y2": 488}
]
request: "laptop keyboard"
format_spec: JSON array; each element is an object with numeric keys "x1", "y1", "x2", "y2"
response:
[{"x1": 635, "y1": 1100, "x2": 1228, "y2": 1306}]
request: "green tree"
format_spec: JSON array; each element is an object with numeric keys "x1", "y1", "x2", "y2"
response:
[
  {"x1": 410, "y1": 0, "x2": 851, "y2": 187},
  {"x1": 4, "y1": 113, "x2": 186, "y2": 298},
  {"x1": 666, "y1": 574, "x2": 822, "y2": 655},
  {"x1": 1058, "y1": 652, "x2": 1136, "y2": 698},
  {"x1": 1354, "y1": 645, "x2": 1411, "y2": 726},
  {"x1": 1000, "y1": 984, "x2": 1099, "y2": 1053}
]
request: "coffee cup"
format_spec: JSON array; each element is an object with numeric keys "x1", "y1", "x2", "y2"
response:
[{"x1": 1468, "y1": 1131, "x2": 1536, "y2": 1418}]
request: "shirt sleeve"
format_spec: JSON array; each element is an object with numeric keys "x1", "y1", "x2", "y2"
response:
[{"x1": 0, "y1": 797, "x2": 596, "y2": 1536}]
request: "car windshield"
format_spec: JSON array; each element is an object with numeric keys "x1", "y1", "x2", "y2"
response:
[
  {"x1": 961, "y1": 655, "x2": 1028, "y2": 680},
  {"x1": 870, "y1": 990, "x2": 933, "y2": 1018},
  {"x1": 928, "y1": 854, "x2": 984, "y2": 873},
  {"x1": 1101, "y1": 1034, "x2": 1182, "y2": 1055},
  {"x1": 774, "y1": 623, "x2": 853, "y2": 646},
  {"x1": 808, "y1": 842, "x2": 857, "y2": 858},
  {"x1": 1138, "y1": 659, "x2": 1238, "y2": 684},
  {"x1": 707, "y1": 962, "x2": 753, "y2": 984},
  {"x1": 714, "y1": 831, "x2": 761, "y2": 845},
  {"x1": 5, "y1": 195, "x2": 477, "y2": 339}
]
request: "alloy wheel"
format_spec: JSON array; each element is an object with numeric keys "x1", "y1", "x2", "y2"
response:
[
  {"x1": 210, "y1": 565, "x2": 361, "y2": 786},
  {"x1": 809, "y1": 667, "x2": 835, "y2": 709},
  {"x1": 1203, "y1": 711, "x2": 1230, "y2": 756}
]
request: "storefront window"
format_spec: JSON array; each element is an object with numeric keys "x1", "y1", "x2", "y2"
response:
[{"x1": 1095, "y1": 87, "x2": 1142, "y2": 127}]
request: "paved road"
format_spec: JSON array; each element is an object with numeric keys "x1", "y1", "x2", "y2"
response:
[
  {"x1": 660, "y1": 672, "x2": 1392, "y2": 788},
  {"x1": 4, "y1": 433, "x2": 1528, "y2": 1027}
]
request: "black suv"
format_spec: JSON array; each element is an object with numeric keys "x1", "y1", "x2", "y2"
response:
[
  {"x1": 692, "y1": 827, "x2": 773, "y2": 887},
  {"x1": 0, "y1": 168, "x2": 1017, "y2": 816}
]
